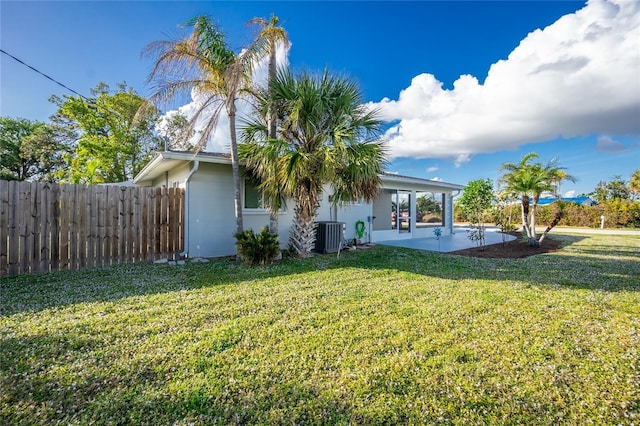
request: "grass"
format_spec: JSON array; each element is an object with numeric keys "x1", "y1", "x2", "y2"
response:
[{"x1": 1, "y1": 232, "x2": 639, "y2": 425}]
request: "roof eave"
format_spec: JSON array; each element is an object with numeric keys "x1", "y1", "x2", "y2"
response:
[
  {"x1": 133, "y1": 151, "x2": 232, "y2": 184},
  {"x1": 134, "y1": 152, "x2": 465, "y2": 191},
  {"x1": 380, "y1": 173, "x2": 464, "y2": 191}
]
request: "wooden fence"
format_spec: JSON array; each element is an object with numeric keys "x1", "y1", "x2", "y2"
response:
[{"x1": 0, "y1": 181, "x2": 184, "y2": 277}]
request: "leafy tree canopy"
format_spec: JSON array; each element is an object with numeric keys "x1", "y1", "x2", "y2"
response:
[
  {"x1": 591, "y1": 175, "x2": 631, "y2": 202},
  {"x1": 157, "y1": 113, "x2": 195, "y2": 151},
  {"x1": 459, "y1": 179, "x2": 494, "y2": 216},
  {"x1": 458, "y1": 178, "x2": 494, "y2": 246},
  {"x1": 630, "y1": 169, "x2": 640, "y2": 200},
  {"x1": 0, "y1": 116, "x2": 70, "y2": 182},
  {"x1": 417, "y1": 194, "x2": 442, "y2": 215},
  {"x1": 50, "y1": 82, "x2": 161, "y2": 184}
]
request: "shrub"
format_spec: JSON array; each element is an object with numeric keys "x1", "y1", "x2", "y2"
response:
[
  {"x1": 234, "y1": 227, "x2": 280, "y2": 266},
  {"x1": 458, "y1": 179, "x2": 494, "y2": 246},
  {"x1": 491, "y1": 203, "x2": 519, "y2": 243},
  {"x1": 459, "y1": 200, "x2": 640, "y2": 228},
  {"x1": 535, "y1": 201, "x2": 640, "y2": 228}
]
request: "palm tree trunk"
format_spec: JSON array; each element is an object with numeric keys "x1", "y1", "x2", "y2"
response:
[
  {"x1": 289, "y1": 191, "x2": 321, "y2": 257},
  {"x1": 269, "y1": 212, "x2": 278, "y2": 235},
  {"x1": 268, "y1": 47, "x2": 277, "y2": 140},
  {"x1": 530, "y1": 201, "x2": 538, "y2": 239},
  {"x1": 538, "y1": 202, "x2": 565, "y2": 246},
  {"x1": 290, "y1": 206, "x2": 317, "y2": 258},
  {"x1": 267, "y1": 45, "x2": 278, "y2": 236},
  {"x1": 521, "y1": 195, "x2": 532, "y2": 238},
  {"x1": 228, "y1": 108, "x2": 244, "y2": 235},
  {"x1": 537, "y1": 209, "x2": 563, "y2": 246}
]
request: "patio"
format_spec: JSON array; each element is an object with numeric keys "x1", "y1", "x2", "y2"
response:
[{"x1": 377, "y1": 226, "x2": 517, "y2": 252}]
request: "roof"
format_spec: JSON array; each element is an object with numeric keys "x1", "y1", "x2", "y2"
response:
[
  {"x1": 134, "y1": 150, "x2": 465, "y2": 191},
  {"x1": 380, "y1": 171, "x2": 464, "y2": 191},
  {"x1": 133, "y1": 150, "x2": 231, "y2": 184},
  {"x1": 537, "y1": 197, "x2": 598, "y2": 206}
]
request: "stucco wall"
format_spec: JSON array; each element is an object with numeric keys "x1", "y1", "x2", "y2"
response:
[
  {"x1": 372, "y1": 189, "x2": 394, "y2": 231},
  {"x1": 336, "y1": 203, "x2": 371, "y2": 242},
  {"x1": 161, "y1": 160, "x2": 461, "y2": 257},
  {"x1": 150, "y1": 162, "x2": 193, "y2": 188},
  {"x1": 185, "y1": 163, "x2": 236, "y2": 258},
  {"x1": 313, "y1": 186, "x2": 373, "y2": 243},
  {"x1": 184, "y1": 163, "x2": 296, "y2": 257}
]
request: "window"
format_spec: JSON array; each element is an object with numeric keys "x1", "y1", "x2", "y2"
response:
[
  {"x1": 244, "y1": 180, "x2": 263, "y2": 209},
  {"x1": 416, "y1": 191, "x2": 443, "y2": 227},
  {"x1": 243, "y1": 180, "x2": 287, "y2": 213}
]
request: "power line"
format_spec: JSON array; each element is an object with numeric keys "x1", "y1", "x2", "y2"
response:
[{"x1": 0, "y1": 48, "x2": 89, "y2": 100}]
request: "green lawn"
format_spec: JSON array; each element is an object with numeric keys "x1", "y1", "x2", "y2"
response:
[{"x1": 1, "y1": 233, "x2": 638, "y2": 425}]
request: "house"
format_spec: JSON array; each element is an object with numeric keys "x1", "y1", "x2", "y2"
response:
[{"x1": 133, "y1": 150, "x2": 464, "y2": 258}]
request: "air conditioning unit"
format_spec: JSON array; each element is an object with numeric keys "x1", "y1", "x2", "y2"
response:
[{"x1": 315, "y1": 221, "x2": 344, "y2": 254}]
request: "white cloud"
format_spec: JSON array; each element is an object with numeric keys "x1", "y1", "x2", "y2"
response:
[
  {"x1": 564, "y1": 190, "x2": 576, "y2": 197},
  {"x1": 430, "y1": 176, "x2": 443, "y2": 182},
  {"x1": 426, "y1": 166, "x2": 439, "y2": 173},
  {"x1": 371, "y1": 0, "x2": 640, "y2": 161},
  {"x1": 156, "y1": 42, "x2": 290, "y2": 153}
]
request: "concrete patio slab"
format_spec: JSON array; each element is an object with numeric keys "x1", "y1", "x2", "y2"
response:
[{"x1": 378, "y1": 227, "x2": 517, "y2": 253}]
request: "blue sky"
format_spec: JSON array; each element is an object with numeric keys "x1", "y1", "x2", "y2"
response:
[{"x1": 1, "y1": 0, "x2": 638, "y2": 196}]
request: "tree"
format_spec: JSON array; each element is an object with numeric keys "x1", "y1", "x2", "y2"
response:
[
  {"x1": 246, "y1": 14, "x2": 289, "y2": 235},
  {"x1": 240, "y1": 69, "x2": 386, "y2": 257},
  {"x1": 50, "y1": 83, "x2": 160, "y2": 184},
  {"x1": 416, "y1": 193, "x2": 441, "y2": 223},
  {"x1": 458, "y1": 179, "x2": 494, "y2": 247},
  {"x1": 0, "y1": 117, "x2": 69, "y2": 181},
  {"x1": 499, "y1": 152, "x2": 575, "y2": 247},
  {"x1": 417, "y1": 194, "x2": 441, "y2": 214},
  {"x1": 591, "y1": 176, "x2": 631, "y2": 202},
  {"x1": 629, "y1": 169, "x2": 640, "y2": 200},
  {"x1": 529, "y1": 157, "x2": 576, "y2": 238},
  {"x1": 142, "y1": 15, "x2": 286, "y2": 237},
  {"x1": 157, "y1": 113, "x2": 195, "y2": 151}
]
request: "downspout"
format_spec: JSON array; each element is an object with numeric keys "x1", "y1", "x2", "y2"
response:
[{"x1": 180, "y1": 160, "x2": 199, "y2": 258}]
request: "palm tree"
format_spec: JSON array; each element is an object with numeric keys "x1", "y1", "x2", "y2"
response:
[
  {"x1": 499, "y1": 152, "x2": 541, "y2": 240},
  {"x1": 142, "y1": 15, "x2": 284, "y2": 236},
  {"x1": 533, "y1": 158, "x2": 575, "y2": 244},
  {"x1": 529, "y1": 158, "x2": 575, "y2": 238},
  {"x1": 499, "y1": 152, "x2": 574, "y2": 246},
  {"x1": 245, "y1": 14, "x2": 289, "y2": 234},
  {"x1": 240, "y1": 69, "x2": 386, "y2": 257}
]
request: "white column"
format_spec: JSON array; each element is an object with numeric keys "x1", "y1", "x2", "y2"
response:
[
  {"x1": 447, "y1": 193, "x2": 455, "y2": 234},
  {"x1": 411, "y1": 190, "x2": 417, "y2": 233}
]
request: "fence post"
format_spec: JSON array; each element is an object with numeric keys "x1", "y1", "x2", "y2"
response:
[
  {"x1": 50, "y1": 183, "x2": 61, "y2": 272},
  {"x1": 0, "y1": 180, "x2": 8, "y2": 277},
  {"x1": 7, "y1": 181, "x2": 19, "y2": 276}
]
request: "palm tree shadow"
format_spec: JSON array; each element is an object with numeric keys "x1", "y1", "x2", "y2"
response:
[
  {"x1": 2, "y1": 234, "x2": 637, "y2": 317},
  {"x1": 341, "y1": 232, "x2": 639, "y2": 293}
]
